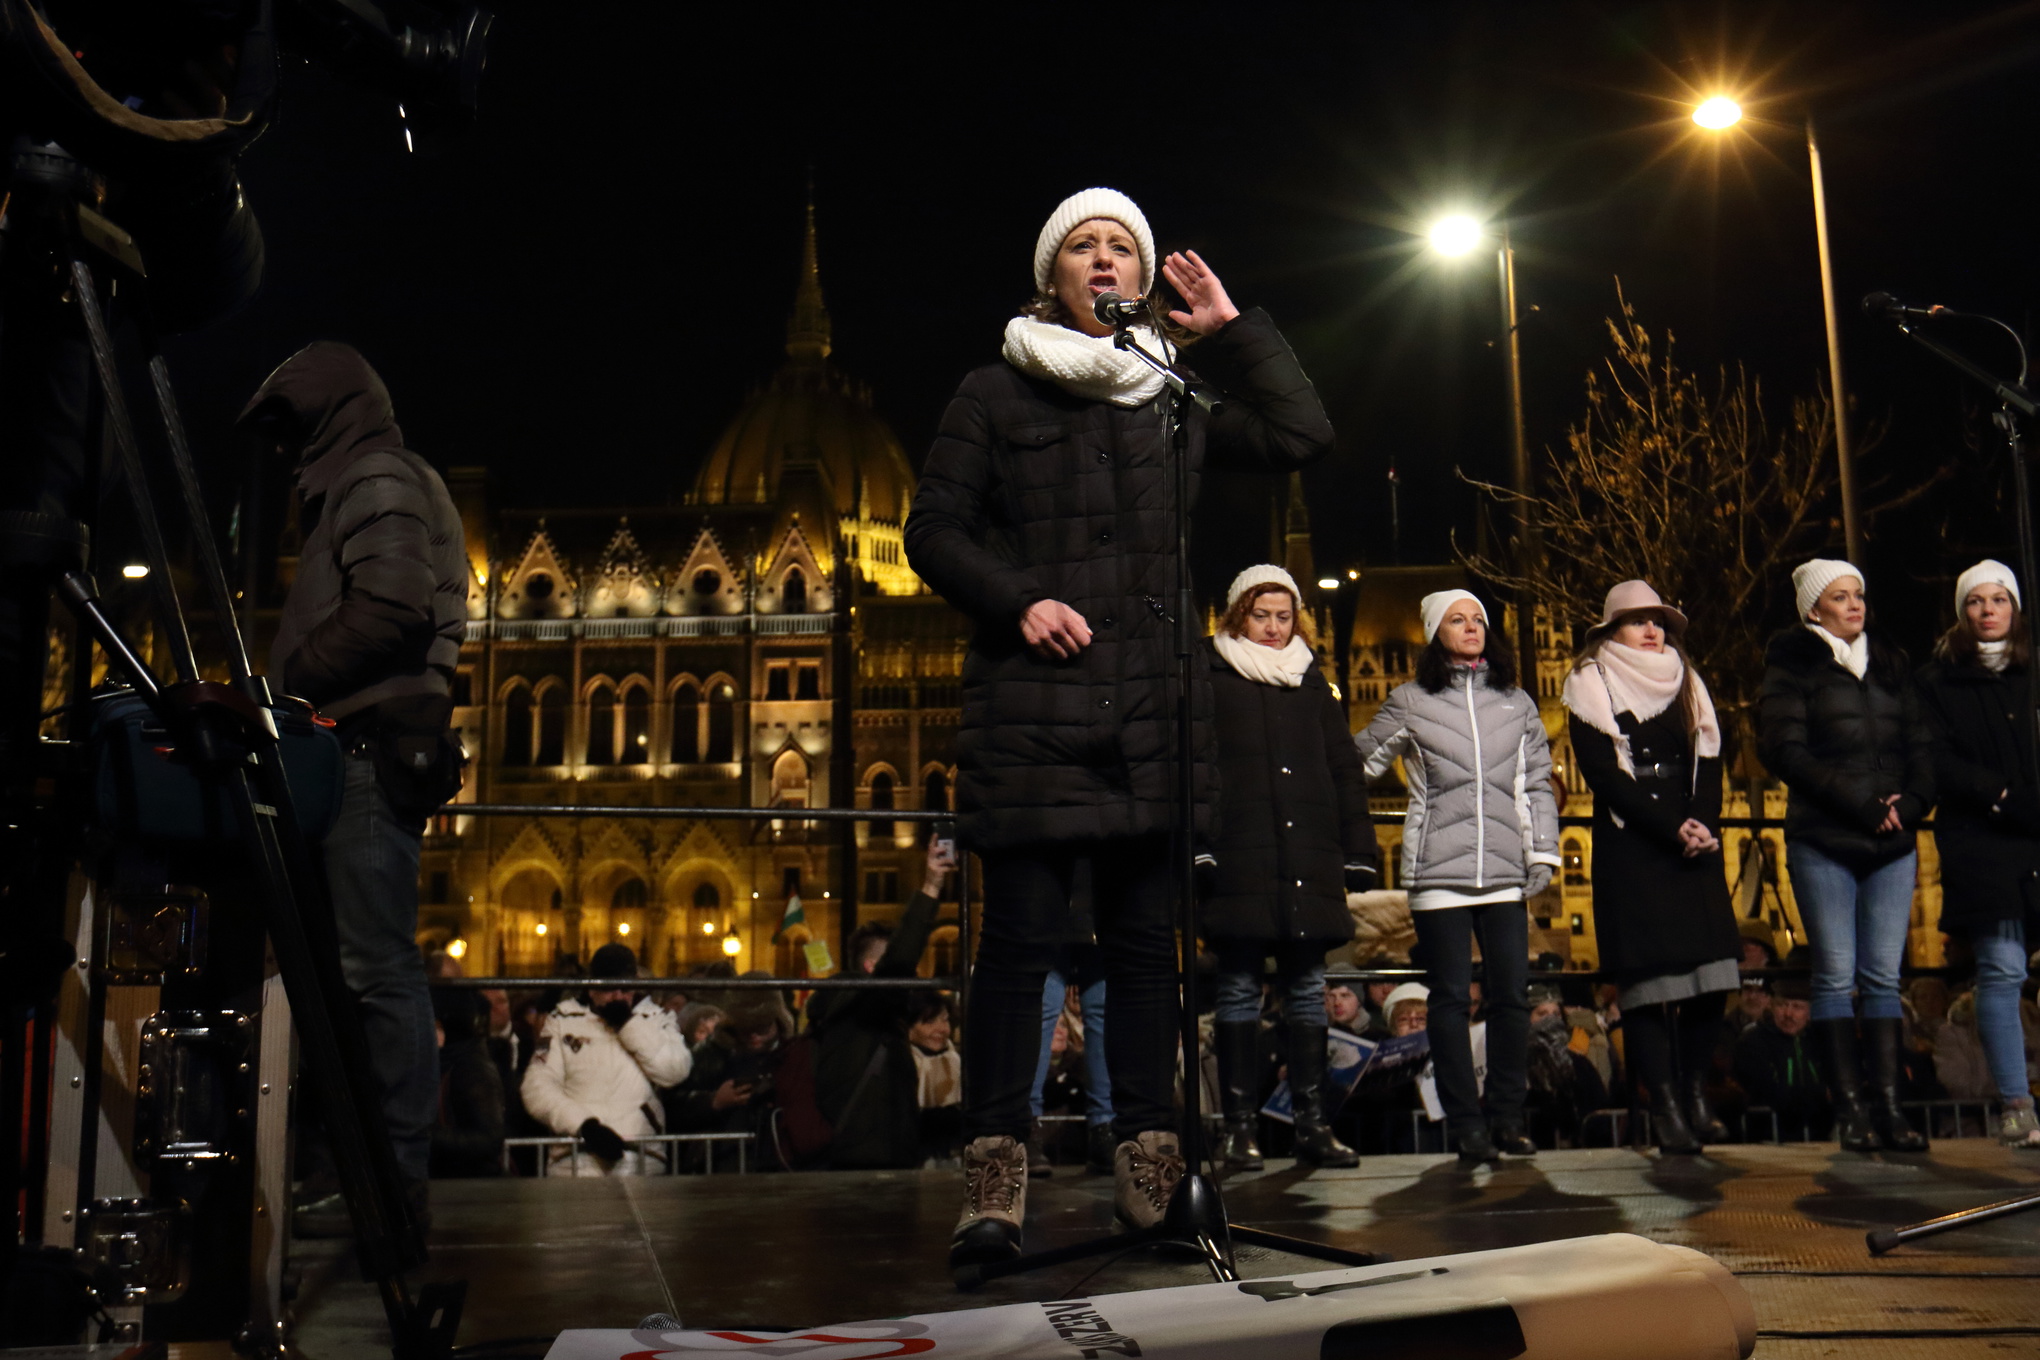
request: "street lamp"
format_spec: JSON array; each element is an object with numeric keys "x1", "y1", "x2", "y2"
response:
[
  {"x1": 1692, "y1": 94, "x2": 1861, "y2": 563},
  {"x1": 1426, "y1": 213, "x2": 1538, "y2": 690}
]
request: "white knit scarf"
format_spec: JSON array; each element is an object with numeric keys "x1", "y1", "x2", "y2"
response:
[
  {"x1": 1561, "y1": 641, "x2": 1722, "y2": 781},
  {"x1": 1002, "y1": 317, "x2": 1168, "y2": 407},
  {"x1": 1979, "y1": 639, "x2": 2012, "y2": 674},
  {"x1": 1214, "y1": 631, "x2": 1315, "y2": 688},
  {"x1": 1807, "y1": 623, "x2": 1870, "y2": 680}
]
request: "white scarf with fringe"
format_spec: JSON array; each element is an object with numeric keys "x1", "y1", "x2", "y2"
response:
[
  {"x1": 1002, "y1": 317, "x2": 1168, "y2": 407},
  {"x1": 1561, "y1": 641, "x2": 1721, "y2": 784},
  {"x1": 1214, "y1": 631, "x2": 1315, "y2": 688}
]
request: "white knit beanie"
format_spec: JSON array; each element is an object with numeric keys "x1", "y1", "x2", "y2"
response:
[
  {"x1": 1419, "y1": 589, "x2": 1487, "y2": 641},
  {"x1": 1955, "y1": 558, "x2": 2022, "y2": 615},
  {"x1": 1226, "y1": 563, "x2": 1302, "y2": 611},
  {"x1": 1383, "y1": 982, "x2": 1430, "y2": 1014},
  {"x1": 1032, "y1": 188, "x2": 1156, "y2": 294},
  {"x1": 1792, "y1": 558, "x2": 1864, "y2": 622}
]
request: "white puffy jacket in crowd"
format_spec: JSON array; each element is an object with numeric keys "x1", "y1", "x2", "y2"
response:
[{"x1": 521, "y1": 996, "x2": 692, "y2": 1141}]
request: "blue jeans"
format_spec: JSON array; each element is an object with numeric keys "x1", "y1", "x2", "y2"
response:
[
  {"x1": 324, "y1": 752, "x2": 437, "y2": 1181},
  {"x1": 1030, "y1": 956, "x2": 1114, "y2": 1125},
  {"x1": 1787, "y1": 841, "x2": 1916, "y2": 1022},
  {"x1": 1970, "y1": 918, "x2": 2032, "y2": 1104},
  {"x1": 1213, "y1": 940, "x2": 1327, "y2": 1025}
]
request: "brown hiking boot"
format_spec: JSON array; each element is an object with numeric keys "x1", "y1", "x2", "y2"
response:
[
  {"x1": 1113, "y1": 1130, "x2": 1184, "y2": 1230},
  {"x1": 949, "y1": 1135, "x2": 1027, "y2": 1267}
]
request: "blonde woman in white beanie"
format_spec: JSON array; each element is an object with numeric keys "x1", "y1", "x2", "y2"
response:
[
  {"x1": 1757, "y1": 558, "x2": 1936, "y2": 1152},
  {"x1": 1916, "y1": 560, "x2": 2040, "y2": 1147},
  {"x1": 906, "y1": 189, "x2": 1334, "y2": 1267},
  {"x1": 1353, "y1": 590, "x2": 1560, "y2": 1163},
  {"x1": 1202, "y1": 566, "x2": 1379, "y2": 1172},
  {"x1": 1562, "y1": 582, "x2": 1740, "y2": 1155}
]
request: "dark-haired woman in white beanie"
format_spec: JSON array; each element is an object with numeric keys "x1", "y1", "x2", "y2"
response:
[
  {"x1": 1916, "y1": 559, "x2": 2040, "y2": 1147},
  {"x1": 1563, "y1": 581, "x2": 1740, "y2": 1155},
  {"x1": 1758, "y1": 558, "x2": 1936, "y2": 1152},
  {"x1": 1202, "y1": 565, "x2": 1379, "y2": 1171},
  {"x1": 907, "y1": 188, "x2": 1334, "y2": 1266}
]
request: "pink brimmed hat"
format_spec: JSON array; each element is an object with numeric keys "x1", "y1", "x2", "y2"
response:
[{"x1": 1586, "y1": 580, "x2": 1687, "y2": 640}]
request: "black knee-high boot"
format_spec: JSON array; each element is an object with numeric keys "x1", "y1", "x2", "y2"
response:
[
  {"x1": 1627, "y1": 1004, "x2": 1699, "y2": 1154},
  {"x1": 1812, "y1": 1018, "x2": 1878, "y2": 1152},
  {"x1": 1864, "y1": 1018, "x2": 1928, "y2": 1152},
  {"x1": 1215, "y1": 1020, "x2": 1265, "y2": 1171},
  {"x1": 1288, "y1": 1024, "x2": 1358, "y2": 1168},
  {"x1": 1677, "y1": 1000, "x2": 1728, "y2": 1144}
]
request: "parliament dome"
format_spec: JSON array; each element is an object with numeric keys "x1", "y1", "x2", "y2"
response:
[{"x1": 689, "y1": 205, "x2": 920, "y2": 595}]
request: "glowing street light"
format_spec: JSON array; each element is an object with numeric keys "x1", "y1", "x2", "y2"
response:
[
  {"x1": 720, "y1": 930, "x2": 742, "y2": 958},
  {"x1": 1691, "y1": 96, "x2": 1742, "y2": 130},
  {"x1": 1316, "y1": 577, "x2": 1340, "y2": 591},
  {"x1": 617, "y1": 922, "x2": 630, "y2": 936},
  {"x1": 1427, "y1": 214, "x2": 1483, "y2": 258},
  {"x1": 1691, "y1": 93, "x2": 1860, "y2": 562},
  {"x1": 535, "y1": 922, "x2": 548, "y2": 936},
  {"x1": 445, "y1": 937, "x2": 468, "y2": 960},
  {"x1": 121, "y1": 563, "x2": 150, "y2": 579}
]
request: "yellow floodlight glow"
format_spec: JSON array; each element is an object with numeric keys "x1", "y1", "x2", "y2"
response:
[
  {"x1": 721, "y1": 932, "x2": 742, "y2": 957},
  {"x1": 445, "y1": 937, "x2": 468, "y2": 960},
  {"x1": 122, "y1": 563, "x2": 150, "y2": 579},
  {"x1": 535, "y1": 922, "x2": 548, "y2": 936},
  {"x1": 1316, "y1": 577, "x2": 1340, "y2": 590},
  {"x1": 1427, "y1": 214, "x2": 1484, "y2": 258},
  {"x1": 701, "y1": 920, "x2": 716, "y2": 935},
  {"x1": 1692, "y1": 96, "x2": 1742, "y2": 130},
  {"x1": 617, "y1": 922, "x2": 630, "y2": 935}
]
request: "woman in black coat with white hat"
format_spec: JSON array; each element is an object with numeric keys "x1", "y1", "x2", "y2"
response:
[
  {"x1": 1203, "y1": 565, "x2": 1380, "y2": 1171},
  {"x1": 906, "y1": 187, "x2": 1334, "y2": 1267},
  {"x1": 1916, "y1": 559, "x2": 2040, "y2": 1148},
  {"x1": 1562, "y1": 581, "x2": 1741, "y2": 1154}
]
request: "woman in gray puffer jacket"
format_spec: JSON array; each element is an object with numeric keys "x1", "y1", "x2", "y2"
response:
[{"x1": 1354, "y1": 590, "x2": 1561, "y2": 1162}]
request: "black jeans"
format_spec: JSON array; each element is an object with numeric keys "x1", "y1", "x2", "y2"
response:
[
  {"x1": 1411, "y1": 901, "x2": 1529, "y2": 1136},
  {"x1": 965, "y1": 834, "x2": 1177, "y2": 1143}
]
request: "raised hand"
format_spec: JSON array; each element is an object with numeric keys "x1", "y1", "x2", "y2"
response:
[{"x1": 1160, "y1": 250, "x2": 1241, "y2": 335}]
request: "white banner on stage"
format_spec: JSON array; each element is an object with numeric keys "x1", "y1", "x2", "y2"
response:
[{"x1": 545, "y1": 1232, "x2": 1755, "y2": 1360}]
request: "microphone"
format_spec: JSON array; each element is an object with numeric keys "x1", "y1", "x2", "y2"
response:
[
  {"x1": 1092, "y1": 292, "x2": 1149, "y2": 328},
  {"x1": 1862, "y1": 291, "x2": 1950, "y2": 322}
]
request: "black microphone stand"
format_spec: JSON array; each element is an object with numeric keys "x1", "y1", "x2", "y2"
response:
[
  {"x1": 955, "y1": 318, "x2": 1387, "y2": 1289},
  {"x1": 1865, "y1": 305, "x2": 2040, "y2": 1255}
]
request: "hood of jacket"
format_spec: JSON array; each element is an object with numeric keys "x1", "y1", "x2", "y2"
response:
[{"x1": 238, "y1": 341, "x2": 405, "y2": 513}]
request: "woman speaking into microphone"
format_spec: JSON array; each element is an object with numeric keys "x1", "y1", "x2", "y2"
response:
[{"x1": 906, "y1": 188, "x2": 1333, "y2": 1268}]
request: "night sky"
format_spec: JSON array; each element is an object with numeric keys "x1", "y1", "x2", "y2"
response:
[{"x1": 161, "y1": 0, "x2": 2040, "y2": 651}]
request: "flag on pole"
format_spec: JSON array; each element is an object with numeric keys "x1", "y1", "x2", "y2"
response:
[{"x1": 772, "y1": 890, "x2": 805, "y2": 943}]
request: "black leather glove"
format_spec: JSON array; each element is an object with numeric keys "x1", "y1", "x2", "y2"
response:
[
  {"x1": 595, "y1": 999, "x2": 635, "y2": 1030},
  {"x1": 578, "y1": 1117, "x2": 627, "y2": 1161},
  {"x1": 1343, "y1": 863, "x2": 1378, "y2": 894}
]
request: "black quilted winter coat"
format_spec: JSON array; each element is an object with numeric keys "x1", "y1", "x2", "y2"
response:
[
  {"x1": 1756, "y1": 627, "x2": 1936, "y2": 869},
  {"x1": 905, "y1": 309, "x2": 1334, "y2": 851},
  {"x1": 1201, "y1": 639, "x2": 1379, "y2": 945},
  {"x1": 1915, "y1": 658, "x2": 2040, "y2": 930}
]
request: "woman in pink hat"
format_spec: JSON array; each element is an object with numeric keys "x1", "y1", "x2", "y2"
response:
[{"x1": 1562, "y1": 581, "x2": 1741, "y2": 1154}]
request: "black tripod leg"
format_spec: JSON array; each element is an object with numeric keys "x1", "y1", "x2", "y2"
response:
[
  {"x1": 957, "y1": 1225, "x2": 1164, "y2": 1291},
  {"x1": 1228, "y1": 1224, "x2": 1393, "y2": 1269},
  {"x1": 1868, "y1": 1190, "x2": 2040, "y2": 1255}
]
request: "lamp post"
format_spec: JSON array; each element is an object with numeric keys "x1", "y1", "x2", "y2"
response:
[
  {"x1": 1428, "y1": 214, "x2": 1539, "y2": 692},
  {"x1": 1693, "y1": 96, "x2": 1863, "y2": 564}
]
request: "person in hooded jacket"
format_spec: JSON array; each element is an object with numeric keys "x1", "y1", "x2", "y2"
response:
[
  {"x1": 1916, "y1": 559, "x2": 2040, "y2": 1148},
  {"x1": 906, "y1": 188, "x2": 1334, "y2": 1266},
  {"x1": 241, "y1": 342, "x2": 467, "y2": 1206},
  {"x1": 1758, "y1": 558, "x2": 1935, "y2": 1153},
  {"x1": 1562, "y1": 581, "x2": 1741, "y2": 1155},
  {"x1": 1354, "y1": 590, "x2": 1560, "y2": 1163},
  {"x1": 1203, "y1": 564, "x2": 1378, "y2": 1171},
  {"x1": 521, "y1": 943, "x2": 692, "y2": 1175}
]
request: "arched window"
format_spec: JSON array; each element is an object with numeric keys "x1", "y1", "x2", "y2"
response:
[
  {"x1": 612, "y1": 879, "x2": 647, "y2": 910},
  {"x1": 706, "y1": 682, "x2": 736, "y2": 762},
  {"x1": 622, "y1": 684, "x2": 650, "y2": 764},
  {"x1": 522, "y1": 572, "x2": 554, "y2": 619},
  {"x1": 671, "y1": 681, "x2": 700, "y2": 763},
  {"x1": 772, "y1": 749, "x2": 809, "y2": 807},
  {"x1": 692, "y1": 881, "x2": 720, "y2": 910},
  {"x1": 782, "y1": 566, "x2": 806, "y2": 614},
  {"x1": 504, "y1": 685, "x2": 533, "y2": 766},
  {"x1": 587, "y1": 685, "x2": 616, "y2": 765},
  {"x1": 920, "y1": 768, "x2": 949, "y2": 842},
  {"x1": 869, "y1": 770, "x2": 895, "y2": 839},
  {"x1": 536, "y1": 684, "x2": 567, "y2": 765},
  {"x1": 1563, "y1": 836, "x2": 1587, "y2": 887}
]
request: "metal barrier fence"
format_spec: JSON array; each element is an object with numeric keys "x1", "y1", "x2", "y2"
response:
[{"x1": 501, "y1": 1132, "x2": 755, "y2": 1176}]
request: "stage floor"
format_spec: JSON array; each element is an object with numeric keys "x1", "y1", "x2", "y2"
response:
[{"x1": 289, "y1": 1142, "x2": 2040, "y2": 1359}]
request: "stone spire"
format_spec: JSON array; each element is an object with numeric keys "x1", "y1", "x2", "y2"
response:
[
  {"x1": 785, "y1": 195, "x2": 832, "y2": 362},
  {"x1": 1281, "y1": 471, "x2": 1316, "y2": 587}
]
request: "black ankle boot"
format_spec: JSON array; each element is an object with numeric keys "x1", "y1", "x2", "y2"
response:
[
  {"x1": 1683, "y1": 1072, "x2": 1728, "y2": 1145},
  {"x1": 1455, "y1": 1125, "x2": 1498, "y2": 1163},
  {"x1": 1864, "y1": 1017, "x2": 1928, "y2": 1152},
  {"x1": 1214, "y1": 1020, "x2": 1265, "y2": 1171},
  {"x1": 1812, "y1": 1018, "x2": 1879, "y2": 1152},
  {"x1": 1650, "y1": 1084, "x2": 1702, "y2": 1155},
  {"x1": 1288, "y1": 1024, "x2": 1358, "y2": 1168}
]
